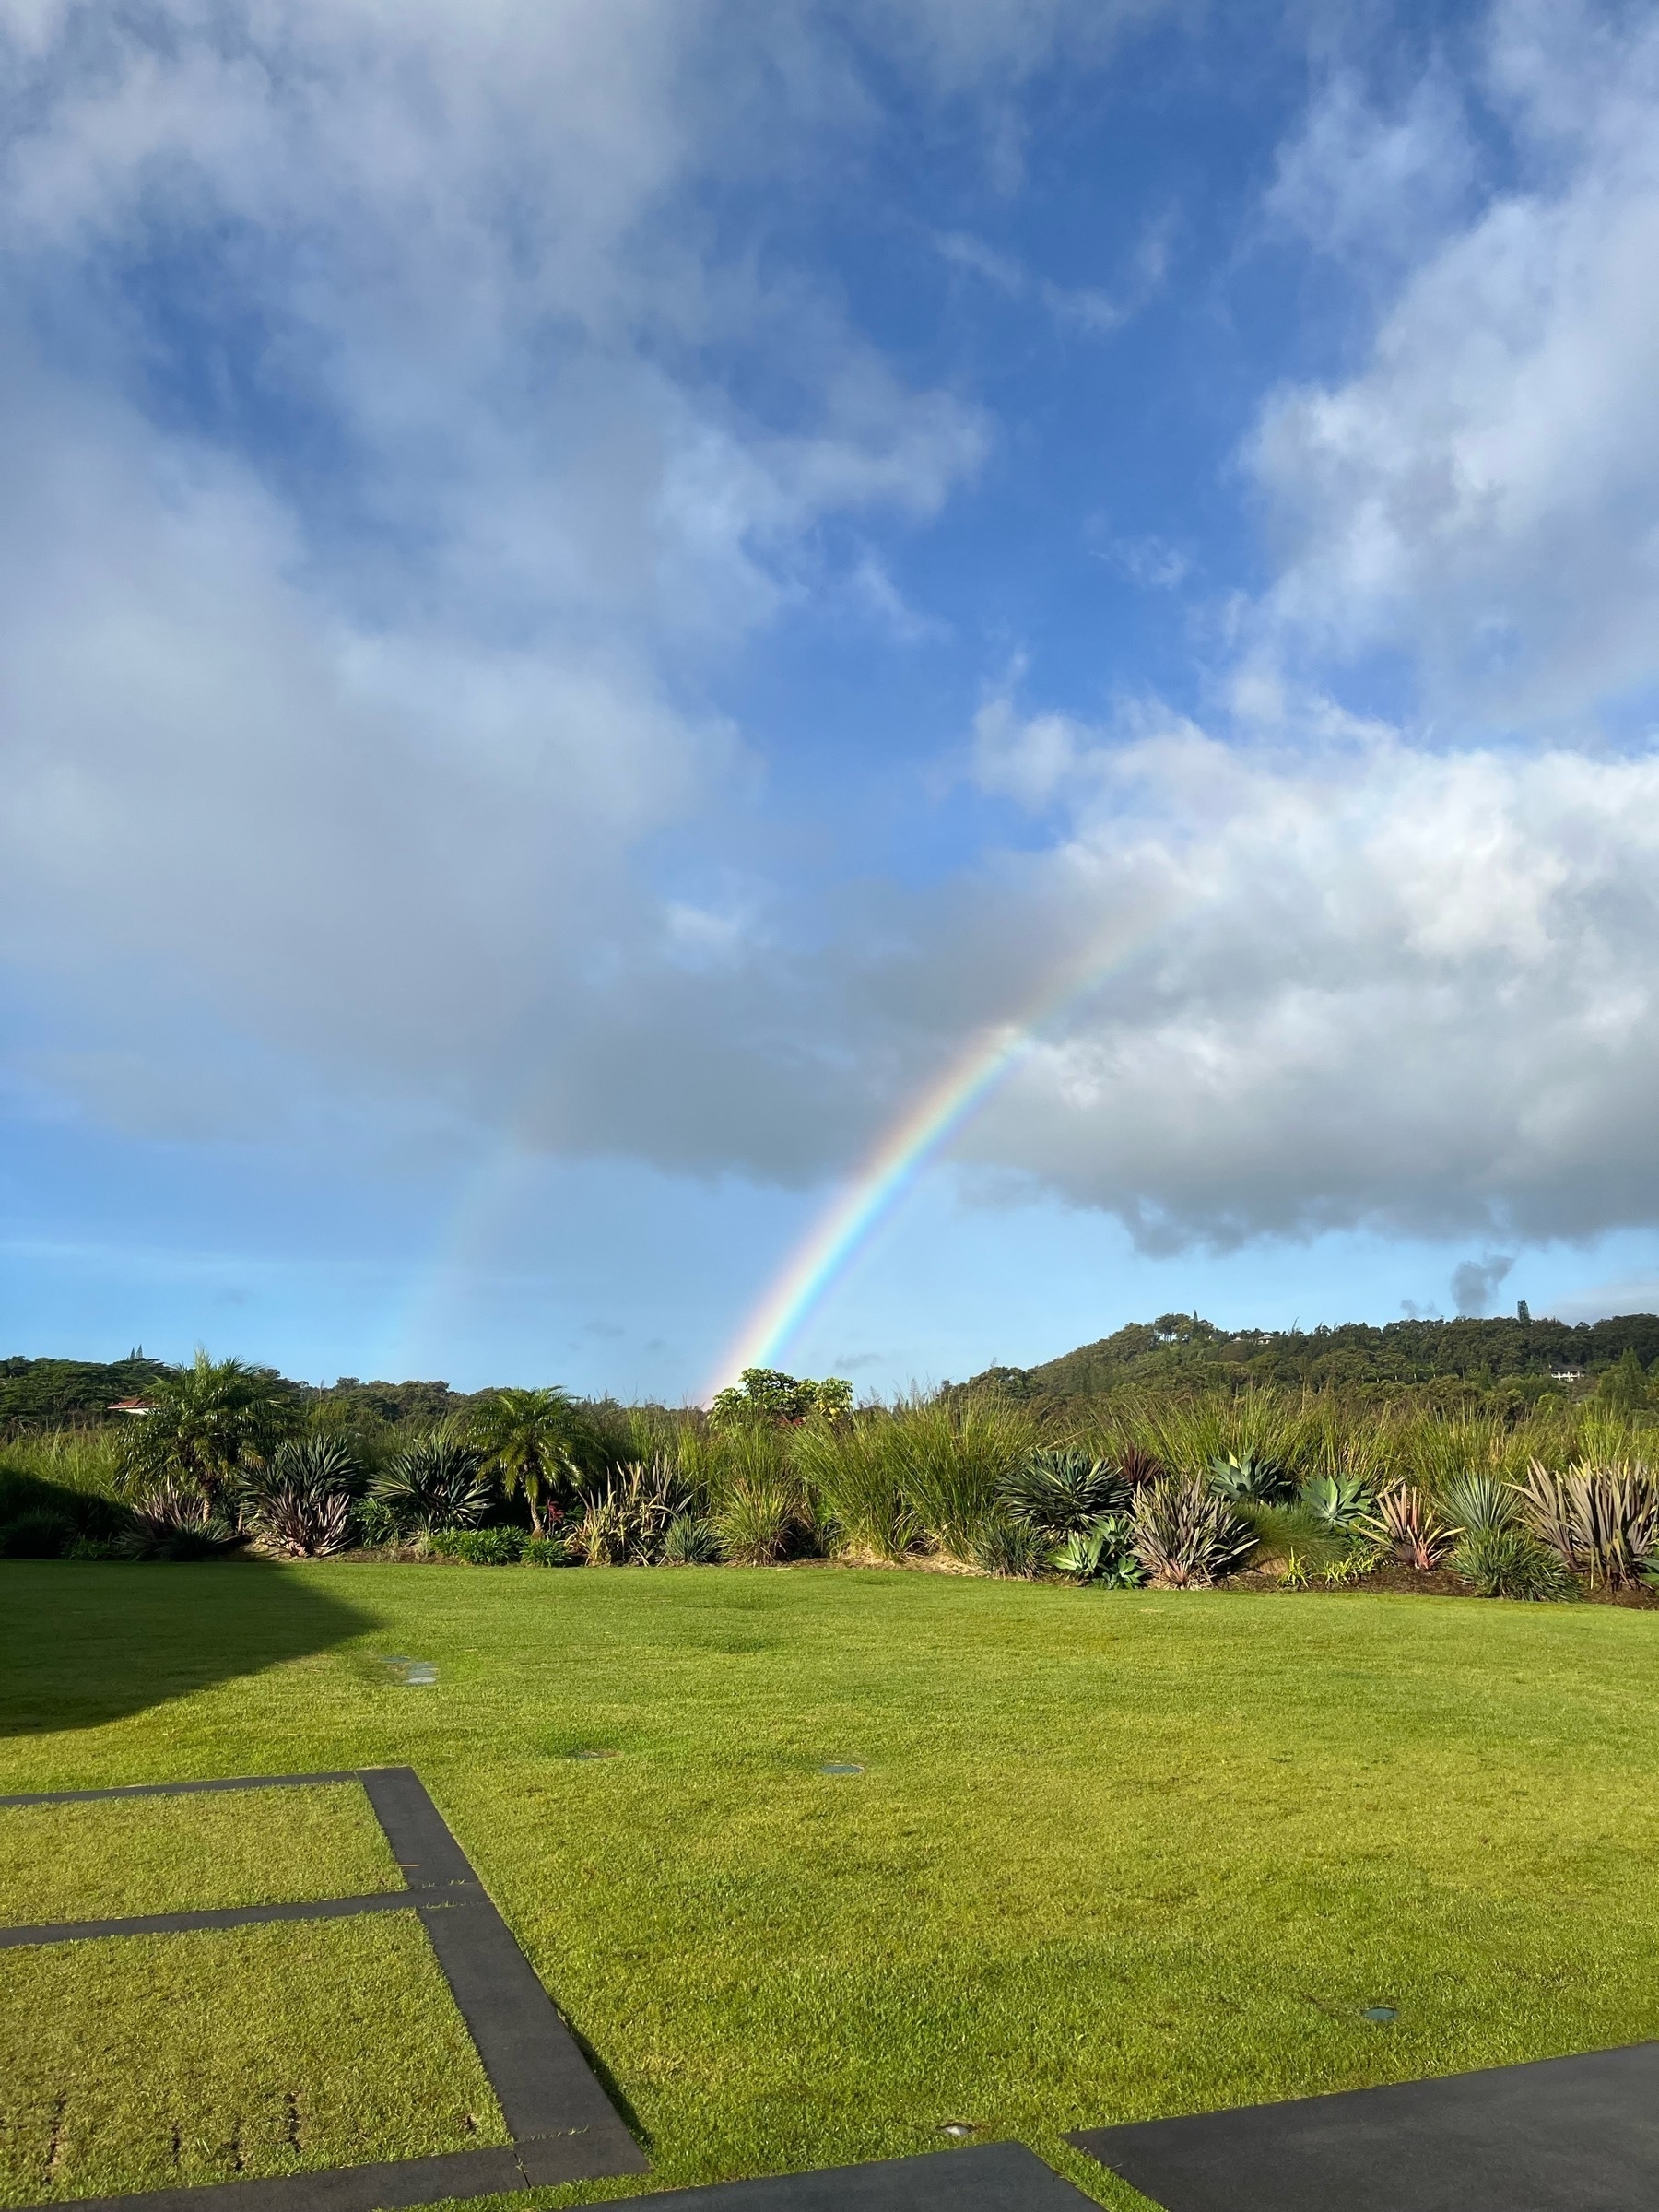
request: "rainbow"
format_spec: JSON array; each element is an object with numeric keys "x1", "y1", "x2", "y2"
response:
[{"x1": 704, "y1": 906, "x2": 1153, "y2": 1396}]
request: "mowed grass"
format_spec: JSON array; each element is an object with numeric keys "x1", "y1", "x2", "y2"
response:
[
  {"x1": 6, "y1": 1563, "x2": 1659, "y2": 2209},
  {"x1": 0, "y1": 1782, "x2": 401, "y2": 1925},
  {"x1": 0, "y1": 1913, "x2": 507, "y2": 2205}
]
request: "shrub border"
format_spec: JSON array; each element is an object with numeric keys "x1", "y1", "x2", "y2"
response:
[{"x1": 0, "y1": 1766, "x2": 648, "y2": 2210}]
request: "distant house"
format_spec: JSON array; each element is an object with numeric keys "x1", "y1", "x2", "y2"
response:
[
  {"x1": 108, "y1": 1396, "x2": 158, "y2": 1416},
  {"x1": 1549, "y1": 1368, "x2": 1585, "y2": 1384}
]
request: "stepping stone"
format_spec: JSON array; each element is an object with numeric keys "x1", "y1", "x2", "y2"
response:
[{"x1": 1070, "y1": 2042, "x2": 1659, "y2": 2212}]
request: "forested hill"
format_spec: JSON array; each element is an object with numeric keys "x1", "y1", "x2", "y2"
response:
[
  {"x1": 0, "y1": 1357, "x2": 476, "y2": 1432},
  {"x1": 0, "y1": 1355, "x2": 172, "y2": 1428},
  {"x1": 961, "y1": 1312, "x2": 1659, "y2": 1399}
]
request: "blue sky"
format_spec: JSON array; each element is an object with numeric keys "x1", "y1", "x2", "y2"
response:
[{"x1": 6, "y1": 0, "x2": 1659, "y2": 1397}]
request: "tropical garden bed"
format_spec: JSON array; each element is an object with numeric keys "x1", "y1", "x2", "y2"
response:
[{"x1": 6, "y1": 1354, "x2": 1659, "y2": 1607}]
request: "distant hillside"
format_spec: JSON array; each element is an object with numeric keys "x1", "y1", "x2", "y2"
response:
[
  {"x1": 959, "y1": 1312, "x2": 1659, "y2": 1400},
  {"x1": 0, "y1": 1354, "x2": 171, "y2": 1430},
  {"x1": 0, "y1": 1356, "x2": 478, "y2": 1433}
]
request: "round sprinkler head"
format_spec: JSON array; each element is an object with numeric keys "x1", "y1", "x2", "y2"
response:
[{"x1": 1361, "y1": 2006, "x2": 1398, "y2": 2024}]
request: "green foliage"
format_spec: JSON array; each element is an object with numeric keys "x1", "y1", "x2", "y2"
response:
[
  {"x1": 965, "y1": 1517, "x2": 1050, "y2": 1579},
  {"x1": 966, "y1": 1310, "x2": 1659, "y2": 1397},
  {"x1": 712, "y1": 1476, "x2": 805, "y2": 1565},
  {"x1": 236, "y1": 1434, "x2": 362, "y2": 1558},
  {"x1": 353, "y1": 1497, "x2": 399, "y2": 1548},
  {"x1": 792, "y1": 1414, "x2": 916, "y2": 1559},
  {"x1": 1206, "y1": 1451, "x2": 1291, "y2": 1502},
  {"x1": 371, "y1": 1429, "x2": 491, "y2": 1534},
  {"x1": 711, "y1": 1367, "x2": 852, "y2": 1427},
  {"x1": 116, "y1": 1351, "x2": 299, "y2": 1502},
  {"x1": 1298, "y1": 1472, "x2": 1372, "y2": 1534},
  {"x1": 1239, "y1": 1501, "x2": 1356, "y2": 1579},
  {"x1": 120, "y1": 1477, "x2": 241, "y2": 1560},
  {"x1": 884, "y1": 1392, "x2": 1038, "y2": 1561},
  {"x1": 998, "y1": 1448, "x2": 1127, "y2": 1536},
  {"x1": 0, "y1": 1352, "x2": 171, "y2": 1430},
  {"x1": 468, "y1": 1386, "x2": 583, "y2": 1535},
  {"x1": 659, "y1": 1513, "x2": 720, "y2": 1564},
  {"x1": 1049, "y1": 1515, "x2": 1143, "y2": 1585},
  {"x1": 1598, "y1": 1347, "x2": 1651, "y2": 1412},
  {"x1": 0, "y1": 1507, "x2": 79, "y2": 1559},
  {"x1": 1361, "y1": 1483, "x2": 1455, "y2": 1570},
  {"x1": 1130, "y1": 1477, "x2": 1254, "y2": 1588},
  {"x1": 432, "y1": 1525, "x2": 526, "y2": 1566},
  {"x1": 1440, "y1": 1471, "x2": 1518, "y2": 1535},
  {"x1": 522, "y1": 1532, "x2": 571, "y2": 1566},
  {"x1": 1514, "y1": 1458, "x2": 1659, "y2": 1589},
  {"x1": 571, "y1": 1460, "x2": 688, "y2": 1565},
  {"x1": 1451, "y1": 1524, "x2": 1574, "y2": 1601}
]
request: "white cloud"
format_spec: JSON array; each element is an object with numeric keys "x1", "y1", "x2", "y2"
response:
[
  {"x1": 1265, "y1": 65, "x2": 1475, "y2": 265},
  {"x1": 952, "y1": 707, "x2": 1659, "y2": 1252},
  {"x1": 0, "y1": 0, "x2": 1002, "y2": 1151},
  {"x1": 1249, "y1": 0, "x2": 1659, "y2": 728}
]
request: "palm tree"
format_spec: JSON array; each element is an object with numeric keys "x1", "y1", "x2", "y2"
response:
[
  {"x1": 119, "y1": 1350, "x2": 298, "y2": 1504},
  {"x1": 469, "y1": 1387, "x2": 583, "y2": 1535}
]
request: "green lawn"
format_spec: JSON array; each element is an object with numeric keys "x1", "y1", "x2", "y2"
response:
[
  {"x1": 0, "y1": 1782, "x2": 401, "y2": 1924},
  {"x1": 0, "y1": 1914, "x2": 507, "y2": 2205},
  {"x1": 5, "y1": 1560, "x2": 1659, "y2": 2210}
]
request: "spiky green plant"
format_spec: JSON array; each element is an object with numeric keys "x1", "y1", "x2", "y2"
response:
[
  {"x1": 571, "y1": 1460, "x2": 688, "y2": 1563},
  {"x1": 1361, "y1": 1483, "x2": 1454, "y2": 1571},
  {"x1": 1130, "y1": 1477, "x2": 1253, "y2": 1588},
  {"x1": 1299, "y1": 1471, "x2": 1372, "y2": 1534},
  {"x1": 372, "y1": 1429, "x2": 492, "y2": 1534},
  {"x1": 660, "y1": 1513, "x2": 722, "y2": 1565},
  {"x1": 966, "y1": 1518, "x2": 1050, "y2": 1579},
  {"x1": 1451, "y1": 1524, "x2": 1573, "y2": 1601},
  {"x1": 998, "y1": 1449, "x2": 1128, "y2": 1537},
  {"x1": 1514, "y1": 1458, "x2": 1659, "y2": 1589},
  {"x1": 1439, "y1": 1470, "x2": 1517, "y2": 1535}
]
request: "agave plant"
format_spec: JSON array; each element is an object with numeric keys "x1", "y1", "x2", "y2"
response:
[
  {"x1": 1299, "y1": 1472, "x2": 1372, "y2": 1534},
  {"x1": 1050, "y1": 1514, "x2": 1143, "y2": 1585},
  {"x1": 371, "y1": 1429, "x2": 492, "y2": 1534},
  {"x1": 1361, "y1": 1483, "x2": 1454, "y2": 1571},
  {"x1": 1206, "y1": 1451, "x2": 1292, "y2": 1503},
  {"x1": 1514, "y1": 1458, "x2": 1659, "y2": 1589},
  {"x1": 999, "y1": 1449, "x2": 1129, "y2": 1536},
  {"x1": 1130, "y1": 1477, "x2": 1253, "y2": 1589}
]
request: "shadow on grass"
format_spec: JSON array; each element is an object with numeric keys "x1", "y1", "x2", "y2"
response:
[{"x1": 0, "y1": 1560, "x2": 374, "y2": 1739}]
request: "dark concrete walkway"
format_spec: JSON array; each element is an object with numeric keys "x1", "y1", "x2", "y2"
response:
[{"x1": 1071, "y1": 2042, "x2": 1659, "y2": 2212}]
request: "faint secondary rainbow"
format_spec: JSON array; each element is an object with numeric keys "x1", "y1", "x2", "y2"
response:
[{"x1": 705, "y1": 910, "x2": 1154, "y2": 1396}]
